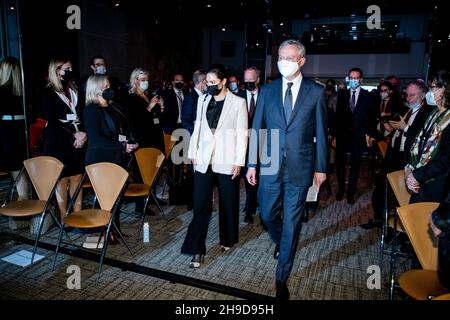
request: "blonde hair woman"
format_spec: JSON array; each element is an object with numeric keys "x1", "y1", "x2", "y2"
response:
[
  {"x1": 0, "y1": 57, "x2": 28, "y2": 201},
  {"x1": 126, "y1": 68, "x2": 165, "y2": 151},
  {"x1": 40, "y1": 59, "x2": 87, "y2": 219}
]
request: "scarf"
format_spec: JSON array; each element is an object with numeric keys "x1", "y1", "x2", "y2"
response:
[{"x1": 408, "y1": 108, "x2": 450, "y2": 170}]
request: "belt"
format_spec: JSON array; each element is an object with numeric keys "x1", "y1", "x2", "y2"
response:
[{"x1": 1, "y1": 115, "x2": 25, "y2": 121}]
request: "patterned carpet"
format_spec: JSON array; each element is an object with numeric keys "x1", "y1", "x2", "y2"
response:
[{"x1": 0, "y1": 160, "x2": 410, "y2": 300}]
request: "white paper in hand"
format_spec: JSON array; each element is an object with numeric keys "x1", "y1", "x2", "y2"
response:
[{"x1": 306, "y1": 183, "x2": 319, "y2": 202}]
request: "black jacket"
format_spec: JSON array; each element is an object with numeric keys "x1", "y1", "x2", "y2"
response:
[
  {"x1": 333, "y1": 88, "x2": 375, "y2": 153},
  {"x1": 84, "y1": 103, "x2": 130, "y2": 166}
]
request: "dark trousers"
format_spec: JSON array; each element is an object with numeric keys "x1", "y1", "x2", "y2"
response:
[
  {"x1": 243, "y1": 167, "x2": 258, "y2": 216},
  {"x1": 181, "y1": 167, "x2": 239, "y2": 255},
  {"x1": 336, "y1": 142, "x2": 363, "y2": 196},
  {"x1": 258, "y1": 159, "x2": 309, "y2": 283}
]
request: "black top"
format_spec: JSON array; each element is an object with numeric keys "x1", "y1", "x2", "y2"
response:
[
  {"x1": 40, "y1": 87, "x2": 85, "y2": 177},
  {"x1": 123, "y1": 92, "x2": 164, "y2": 152},
  {"x1": 84, "y1": 103, "x2": 127, "y2": 166},
  {"x1": 0, "y1": 85, "x2": 27, "y2": 171},
  {"x1": 206, "y1": 98, "x2": 225, "y2": 131}
]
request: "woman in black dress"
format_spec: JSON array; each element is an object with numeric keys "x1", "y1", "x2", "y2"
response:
[
  {"x1": 0, "y1": 57, "x2": 28, "y2": 200},
  {"x1": 40, "y1": 59, "x2": 87, "y2": 219}
]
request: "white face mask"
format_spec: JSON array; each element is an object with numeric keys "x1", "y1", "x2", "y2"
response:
[
  {"x1": 426, "y1": 91, "x2": 438, "y2": 106},
  {"x1": 277, "y1": 60, "x2": 300, "y2": 79},
  {"x1": 139, "y1": 81, "x2": 149, "y2": 92},
  {"x1": 381, "y1": 92, "x2": 389, "y2": 100}
]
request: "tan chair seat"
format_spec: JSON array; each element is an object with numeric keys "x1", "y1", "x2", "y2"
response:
[
  {"x1": 125, "y1": 183, "x2": 151, "y2": 197},
  {"x1": 0, "y1": 200, "x2": 47, "y2": 217},
  {"x1": 388, "y1": 216, "x2": 405, "y2": 233},
  {"x1": 63, "y1": 209, "x2": 111, "y2": 228},
  {"x1": 399, "y1": 270, "x2": 448, "y2": 300}
]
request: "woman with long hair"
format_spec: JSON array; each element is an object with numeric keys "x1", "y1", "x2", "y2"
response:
[{"x1": 40, "y1": 59, "x2": 87, "y2": 219}]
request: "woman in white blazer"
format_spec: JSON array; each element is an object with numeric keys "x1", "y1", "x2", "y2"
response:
[{"x1": 181, "y1": 64, "x2": 248, "y2": 268}]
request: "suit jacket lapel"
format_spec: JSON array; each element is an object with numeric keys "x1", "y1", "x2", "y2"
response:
[{"x1": 287, "y1": 79, "x2": 311, "y2": 128}]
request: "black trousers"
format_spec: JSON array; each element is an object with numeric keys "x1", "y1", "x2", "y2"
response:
[
  {"x1": 336, "y1": 142, "x2": 363, "y2": 197},
  {"x1": 242, "y1": 167, "x2": 258, "y2": 216},
  {"x1": 181, "y1": 167, "x2": 239, "y2": 255}
]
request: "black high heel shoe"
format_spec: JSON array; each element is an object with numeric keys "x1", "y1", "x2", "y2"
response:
[{"x1": 189, "y1": 254, "x2": 205, "y2": 268}]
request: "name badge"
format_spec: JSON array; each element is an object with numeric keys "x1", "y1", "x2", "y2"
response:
[
  {"x1": 153, "y1": 118, "x2": 160, "y2": 125},
  {"x1": 118, "y1": 134, "x2": 127, "y2": 142},
  {"x1": 66, "y1": 114, "x2": 77, "y2": 121}
]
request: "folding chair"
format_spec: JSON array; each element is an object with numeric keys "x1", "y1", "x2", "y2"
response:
[
  {"x1": 124, "y1": 148, "x2": 165, "y2": 233},
  {"x1": 0, "y1": 156, "x2": 66, "y2": 264},
  {"x1": 382, "y1": 170, "x2": 411, "y2": 299},
  {"x1": 53, "y1": 162, "x2": 131, "y2": 282},
  {"x1": 396, "y1": 202, "x2": 448, "y2": 300}
]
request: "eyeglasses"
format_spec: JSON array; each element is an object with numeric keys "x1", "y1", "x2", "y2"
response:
[{"x1": 278, "y1": 56, "x2": 300, "y2": 63}]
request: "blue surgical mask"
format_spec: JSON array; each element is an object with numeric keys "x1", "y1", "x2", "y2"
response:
[
  {"x1": 426, "y1": 91, "x2": 437, "y2": 106},
  {"x1": 408, "y1": 102, "x2": 421, "y2": 109},
  {"x1": 95, "y1": 65, "x2": 107, "y2": 75},
  {"x1": 348, "y1": 79, "x2": 360, "y2": 90},
  {"x1": 229, "y1": 82, "x2": 238, "y2": 91}
]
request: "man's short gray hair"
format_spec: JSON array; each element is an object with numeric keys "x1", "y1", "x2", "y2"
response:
[
  {"x1": 244, "y1": 66, "x2": 261, "y2": 79},
  {"x1": 278, "y1": 39, "x2": 306, "y2": 58},
  {"x1": 192, "y1": 69, "x2": 206, "y2": 85}
]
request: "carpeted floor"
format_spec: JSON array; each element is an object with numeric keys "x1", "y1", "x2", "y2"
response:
[{"x1": 0, "y1": 160, "x2": 411, "y2": 300}]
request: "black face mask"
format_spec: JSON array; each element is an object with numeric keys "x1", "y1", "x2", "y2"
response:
[
  {"x1": 102, "y1": 88, "x2": 115, "y2": 101},
  {"x1": 206, "y1": 84, "x2": 221, "y2": 96},
  {"x1": 61, "y1": 70, "x2": 73, "y2": 83},
  {"x1": 174, "y1": 82, "x2": 184, "y2": 90},
  {"x1": 245, "y1": 82, "x2": 257, "y2": 91}
]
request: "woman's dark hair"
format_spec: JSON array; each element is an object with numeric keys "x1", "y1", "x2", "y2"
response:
[
  {"x1": 432, "y1": 70, "x2": 450, "y2": 107},
  {"x1": 207, "y1": 64, "x2": 228, "y2": 81}
]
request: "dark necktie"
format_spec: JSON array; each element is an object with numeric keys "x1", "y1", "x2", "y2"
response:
[
  {"x1": 284, "y1": 82, "x2": 294, "y2": 123},
  {"x1": 351, "y1": 90, "x2": 356, "y2": 113},
  {"x1": 249, "y1": 93, "x2": 256, "y2": 118}
]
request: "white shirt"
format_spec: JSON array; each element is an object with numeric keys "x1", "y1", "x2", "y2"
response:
[
  {"x1": 246, "y1": 89, "x2": 258, "y2": 112},
  {"x1": 175, "y1": 88, "x2": 184, "y2": 123},
  {"x1": 282, "y1": 74, "x2": 302, "y2": 109}
]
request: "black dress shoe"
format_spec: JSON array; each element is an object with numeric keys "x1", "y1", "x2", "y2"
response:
[
  {"x1": 244, "y1": 213, "x2": 254, "y2": 224},
  {"x1": 273, "y1": 243, "x2": 280, "y2": 260},
  {"x1": 189, "y1": 254, "x2": 205, "y2": 268},
  {"x1": 336, "y1": 190, "x2": 344, "y2": 201},
  {"x1": 360, "y1": 219, "x2": 382, "y2": 230},
  {"x1": 275, "y1": 281, "x2": 290, "y2": 300}
]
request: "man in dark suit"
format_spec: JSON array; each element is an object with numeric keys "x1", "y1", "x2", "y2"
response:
[
  {"x1": 247, "y1": 39, "x2": 328, "y2": 300},
  {"x1": 238, "y1": 66, "x2": 261, "y2": 224},
  {"x1": 181, "y1": 70, "x2": 206, "y2": 135},
  {"x1": 162, "y1": 73, "x2": 186, "y2": 134},
  {"x1": 332, "y1": 67, "x2": 375, "y2": 205}
]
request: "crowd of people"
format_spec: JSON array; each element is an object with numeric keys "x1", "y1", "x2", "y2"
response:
[{"x1": 1, "y1": 37, "x2": 450, "y2": 299}]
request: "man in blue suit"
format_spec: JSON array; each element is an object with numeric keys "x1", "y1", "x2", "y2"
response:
[{"x1": 247, "y1": 39, "x2": 328, "y2": 300}]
